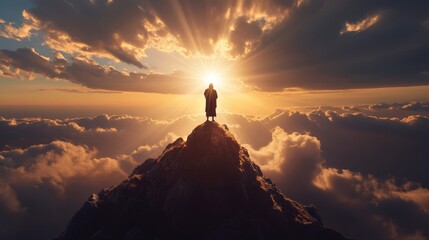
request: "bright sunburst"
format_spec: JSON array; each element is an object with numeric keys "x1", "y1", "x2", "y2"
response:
[{"x1": 203, "y1": 72, "x2": 220, "y2": 87}]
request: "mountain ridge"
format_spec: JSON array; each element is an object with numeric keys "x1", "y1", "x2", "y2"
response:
[{"x1": 56, "y1": 121, "x2": 348, "y2": 240}]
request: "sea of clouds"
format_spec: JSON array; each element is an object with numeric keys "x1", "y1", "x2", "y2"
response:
[{"x1": 1, "y1": 102, "x2": 429, "y2": 239}]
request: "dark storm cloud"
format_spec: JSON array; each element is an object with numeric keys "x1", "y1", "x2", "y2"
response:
[
  {"x1": 0, "y1": 48, "x2": 197, "y2": 94},
  {"x1": 236, "y1": 0, "x2": 429, "y2": 90}
]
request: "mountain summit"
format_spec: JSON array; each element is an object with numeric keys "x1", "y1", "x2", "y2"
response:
[{"x1": 57, "y1": 121, "x2": 347, "y2": 240}]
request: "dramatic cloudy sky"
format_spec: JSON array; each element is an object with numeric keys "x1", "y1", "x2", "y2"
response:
[
  {"x1": 1, "y1": 0, "x2": 429, "y2": 113},
  {"x1": 1, "y1": 0, "x2": 429, "y2": 240}
]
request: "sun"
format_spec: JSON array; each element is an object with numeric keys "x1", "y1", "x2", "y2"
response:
[{"x1": 203, "y1": 72, "x2": 220, "y2": 87}]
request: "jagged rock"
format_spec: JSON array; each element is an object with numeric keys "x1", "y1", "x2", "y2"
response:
[{"x1": 56, "y1": 121, "x2": 348, "y2": 240}]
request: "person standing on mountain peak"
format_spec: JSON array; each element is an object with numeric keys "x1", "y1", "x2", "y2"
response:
[{"x1": 204, "y1": 83, "x2": 217, "y2": 121}]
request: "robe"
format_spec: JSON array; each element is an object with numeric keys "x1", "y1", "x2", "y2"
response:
[{"x1": 204, "y1": 88, "x2": 218, "y2": 117}]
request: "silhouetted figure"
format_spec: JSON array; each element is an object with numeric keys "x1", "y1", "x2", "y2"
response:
[{"x1": 204, "y1": 83, "x2": 218, "y2": 121}]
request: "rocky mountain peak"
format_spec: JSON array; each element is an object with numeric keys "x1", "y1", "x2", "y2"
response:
[{"x1": 56, "y1": 121, "x2": 348, "y2": 240}]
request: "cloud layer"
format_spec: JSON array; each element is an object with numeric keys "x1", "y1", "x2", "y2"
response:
[{"x1": 1, "y1": 105, "x2": 429, "y2": 239}]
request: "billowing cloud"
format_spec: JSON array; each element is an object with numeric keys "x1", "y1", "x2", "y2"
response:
[
  {"x1": 2, "y1": 106, "x2": 429, "y2": 184},
  {"x1": 236, "y1": 0, "x2": 429, "y2": 90},
  {"x1": 245, "y1": 127, "x2": 429, "y2": 239},
  {"x1": 0, "y1": 130, "x2": 180, "y2": 239},
  {"x1": 2, "y1": 106, "x2": 428, "y2": 186},
  {"x1": 0, "y1": 114, "x2": 199, "y2": 157},
  {"x1": 0, "y1": 48, "x2": 198, "y2": 94},
  {"x1": 0, "y1": 140, "x2": 128, "y2": 239},
  {"x1": 219, "y1": 109, "x2": 429, "y2": 187},
  {"x1": 244, "y1": 127, "x2": 323, "y2": 193}
]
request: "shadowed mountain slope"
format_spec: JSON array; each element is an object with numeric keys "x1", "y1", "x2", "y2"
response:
[{"x1": 56, "y1": 121, "x2": 348, "y2": 240}]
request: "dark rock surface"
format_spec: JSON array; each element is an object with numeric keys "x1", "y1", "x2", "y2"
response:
[{"x1": 56, "y1": 121, "x2": 348, "y2": 240}]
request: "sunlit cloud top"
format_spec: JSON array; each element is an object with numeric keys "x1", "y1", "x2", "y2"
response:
[{"x1": 341, "y1": 14, "x2": 380, "y2": 34}]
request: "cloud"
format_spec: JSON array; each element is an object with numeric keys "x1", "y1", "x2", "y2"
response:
[
  {"x1": 0, "y1": 114, "x2": 199, "y2": 157},
  {"x1": 148, "y1": 0, "x2": 292, "y2": 58},
  {"x1": 401, "y1": 102, "x2": 429, "y2": 111},
  {"x1": 245, "y1": 127, "x2": 429, "y2": 240},
  {"x1": 313, "y1": 168, "x2": 429, "y2": 240},
  {"x1": 0, "y1": 48, "x2": 199, "y2": 94},
  {"x1": 235, "y1": 0, "x2": 429, "y2": 90},
  {"x1": 0, "y1": 10, "x2": 37, "y2": 40},
  {"x1": 368, "y1": 102, "x2": 399, "y2": 110},
  {"x1": 0, "y1": 129, "x2": 179, "y2": 240},
  {"x1": 0, "y1": 0, "x2": 294, "y2": 67},
  {"x1": 0, "y1": 48, "x2": 58, "y2": 79},
  {"x1": 367, "y1": 102, "x2": 429, "y2": 112},
  {"x1": 126, "y1": 132, "x2": 179, "y2": 162},
  {"x1": 0, "y1": 182, "x2": 24, "y2": 214},
  {"x1": 1, "y1": 106, "x2": 429, "y2": 239},
  {"x1": 37, "y1": 88, "x2": 122, "y2": 94},
  {"x1": 341, "y1": 14, "x2": 380, "y2": 34},
  {"x1": 228, "y1": 16, "x2": 264, "y2": 57},
  {"x1": 244, "y1": 127, "x2": 323, "y2": 193},
  {"x1": 25, "y1": 0, "x2": 154, "y2": 68},
  {"x1": 394, "y1": 188, "x2": 429, "y2": 213},
  {"x1": 2, "y1": 106, "x2": 428, "y2": 186},
  {"x1": 229, "y1": 109, "x2": 429, "y2": 189},
  {"x1": 0, "y1": 140, "x2": 129, "y2": 239}
]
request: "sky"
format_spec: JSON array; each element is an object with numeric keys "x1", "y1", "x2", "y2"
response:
[
  {"x1": 0, "y1": 0, "x2": 429, "y2": 117},
  {"x1": 1, "y1": 0, "x2": 429, "y2": 240}
]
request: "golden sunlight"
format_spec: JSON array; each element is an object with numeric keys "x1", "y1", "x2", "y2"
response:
[{"x1": 203, "y1": 72, "x2": 220, "y2": 87}]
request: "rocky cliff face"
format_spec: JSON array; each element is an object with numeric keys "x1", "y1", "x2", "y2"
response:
[{"x1": 57, "y1": 121, "x2": 348, "y2": 240}]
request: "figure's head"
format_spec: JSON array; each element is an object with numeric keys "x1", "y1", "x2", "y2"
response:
[{"x1": 209, "y1": 83, "x2": 213, "y2": 89}]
